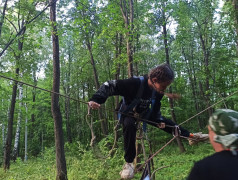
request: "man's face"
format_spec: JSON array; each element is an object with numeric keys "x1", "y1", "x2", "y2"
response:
[
  {"x1": 208, "y1": 125, "x2": 224, "y2": 152},
  {"x1": 151, "y1": 78, "x2": 172, "y2": 94}
]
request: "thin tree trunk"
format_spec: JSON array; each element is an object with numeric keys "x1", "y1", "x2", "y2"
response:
[
  {"x1": 3, "y1": 16, "x2": 25, "y2": 169},
  {"x1": 29, "y1": 71, "x2": 37, "y2": 152},
  {"x1": 4, "y1": 67, "x2": 19, "y2": 170},
  {"x1": 0, "y1": 0, "x2": 8, "y2": 37},
  {"x1": 111, "y1": 33, "x2": 123, "y2": 155},
  {"x1": 24, "y1": 102, "x2": 28, "y2": 162},
  {"x1": 65, "y1": 96, "x2": 72, "y2": 143},
  {"x1": 231, "y1": 0, "x2": 238, "y2": 54},
  {"x1": 12, "y1": 82, "x2": 23, "y2": 161},
  {"x1": 2, "y1": 122, "x2": 5, "y2": 156},
  {"x1": 120, "y1": 0, "x2": 134, "y2": 77},
  {"x1": 63, "y1": 49, "x2": 72, "y2": 143},
  {"x1": 31, "y1": 71, "x2": 37, "y2": 124},
  {"x1": 161, "y1": 9, "x2": 185, "y2": 153},
  {"x1": 50, "y1": 1, "x2": 67, "y2": 179},
  {"x1": 86, "y1": 40, "x2": 108, "y2": 136},
  {"x1": 196, "y1": 19, "x2": 212, "y2": 117},
  {"x1": 181, "y1": 47, "x2": 203, "y2": 129},
  {"x1": 1, "y1": 98, "x2": 6, "y2": 157}
]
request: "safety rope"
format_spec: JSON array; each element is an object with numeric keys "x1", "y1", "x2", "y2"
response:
[
  {"x1": 1, "y1": 73, "x2": 238, "y2": 131},
  {"x1": 179, "y1": 89, "x2": 238, "y2": 126},
  {"x1": 136, "y1": 136, "x2": 176, "y2": 172},
  {"x1": 1, "y1": 73, "x2": 238, "y2": 177},
  {"x1": 0, "y1": 74, "x2": 88, "y2": 105},
  {"x1": 0, "y1": 74, "x2": 166, "y2": 128}
]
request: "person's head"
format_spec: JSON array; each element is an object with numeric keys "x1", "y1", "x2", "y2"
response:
[
  {"x1": 208, "y1": 109, "x2": 238, "y2": 154},
  {"x1": 148, "y1": 63, "x2": 174, "y2": 93}
]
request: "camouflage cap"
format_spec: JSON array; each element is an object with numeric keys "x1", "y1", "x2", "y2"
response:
[{"x1": 209, "y1": 109, "x2": 238, "y2": 150}]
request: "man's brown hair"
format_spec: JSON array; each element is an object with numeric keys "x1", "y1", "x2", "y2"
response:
[{"x1": 148, "y1": 63, "x2": 174, "y2": 83}]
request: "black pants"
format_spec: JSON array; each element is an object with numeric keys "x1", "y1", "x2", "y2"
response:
[{"x1": 122, "y1": 115, "x2": 190, "y2": 163}]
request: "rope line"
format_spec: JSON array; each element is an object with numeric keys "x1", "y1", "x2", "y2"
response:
[
  {"x1": 136, "y1": 136, "x2": 176, "y2": 172},
  {"x1": 1, "y1": 74, "x2": 237, "y2": 129},
  {"x1": 1, "y1": 73, "x2": 238, "y2": 175},
  {"x1": 0, "y1": 74, "x2": 163, "y2": 128},
  {"x1": 179, "y1": 89, "x2": 238, "y2": 126},
  {"x1": 0, "y1": 74, "x2": 88, "y2": 105}
]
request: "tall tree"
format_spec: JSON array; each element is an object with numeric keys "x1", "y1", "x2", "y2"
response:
[
  {"x1": 120, "y1": 0, "x2": 134, "y2": 77},
  {"x1": 61, "y1": 40, "x2": 73, "y2": 143},
  {"x1": 159, "y1": 1, "x2": 185, "y2": 153},
  {"x1": 4, "y1": 67, "x2": 19, "y2": 170},
  {"x1": 227, "y1": 0, "x2": 238, "y2": 54},
  {"x1": 192, "y1": 0, "x2": 218, "y2": 117},
  {"x1": 3, "y1": 3, "x2": 27, "y2": 168},
  {"x1": 74, "y1": 0, "x2": 108, "y2": 136},
  {"x1": 50, "y1": 0, "x2": 67, "y2": 179},
  {"x1": 12, "y1": 82, "x2": 23, "y2": 160},
  {"x1": 24, "y1": 100, "x2": 28, "y2": 162},
  {"x1": 0, "y1": 0, "x2": 8, "y2": 37}
]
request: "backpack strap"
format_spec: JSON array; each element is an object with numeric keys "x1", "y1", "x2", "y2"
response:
[
  {"x1": 142, "y1": 89, "x2": 156, "y2": 132},
  {"x1": 118, "y1": 76, "x2": 145, "y2": 120}
]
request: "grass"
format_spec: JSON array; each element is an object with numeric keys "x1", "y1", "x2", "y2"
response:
[{"x1": 0, "y1": 140, "x2": 214, "y2": 180}]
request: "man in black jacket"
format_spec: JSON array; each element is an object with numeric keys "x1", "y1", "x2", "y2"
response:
[
  {"x1": 89, "y1": 64, "x2": 208, "y2": 179},
  {"x1": 188, "y1": 109, "x2": 238, "y2": 180}
]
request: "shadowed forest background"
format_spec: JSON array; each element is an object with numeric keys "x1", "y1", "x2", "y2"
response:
[{"x1": 0, "y1": 0, "x2": 237, "y2": 179}]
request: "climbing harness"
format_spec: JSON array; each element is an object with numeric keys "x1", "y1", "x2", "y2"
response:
[
  {"x1": 172, "y1": 125, "x2": 181, "y2": 137},
  {"x1": 140, "y1": 154, "x2": 152, "y2": 180},
  {"x1": 117, "y1": 76, "x2": 157, "y2": 132}
]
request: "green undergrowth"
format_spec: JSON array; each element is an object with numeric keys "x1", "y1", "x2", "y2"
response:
[{"x1": 0, "y1": 138, "x2": 213, "y2": 180}]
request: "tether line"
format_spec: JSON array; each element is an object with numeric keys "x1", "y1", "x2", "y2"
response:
[
  {"x1": 0, "y1": 74, "x2": 162, "y2": 127},
  {"x1": 179, "y1": 89, "x2": 238, "y2": 126},
  {"x1": 0, "y1": 74, "x2": 86, "y2": 105},
  {"x1": 1, "y1": 74, "x2": 238, "y2": 128},
  {"x1": 2, "y1": 73, "x2": 238, "y2": 174},
  {"x1": 136, "y1": 136, "x2": 176, "y2": 172}
]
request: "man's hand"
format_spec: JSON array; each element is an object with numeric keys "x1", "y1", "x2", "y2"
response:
[
  {"x1": 157, "y1": 122, "x2": 166, "y2": 129},
  {"x1": 88, "y1": 101, "x2": 101, "y2": 109},
  {"x1": 165, "y1": 93, "x2": 181, "y2": 100}
]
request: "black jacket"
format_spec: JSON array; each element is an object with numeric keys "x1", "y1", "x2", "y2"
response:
[
  {"x1": 90, "y1": 75, "x2": 164, "y2": 120},
  {"x1": 187, "y1": 150, "x2": 238, "y2": 180}
]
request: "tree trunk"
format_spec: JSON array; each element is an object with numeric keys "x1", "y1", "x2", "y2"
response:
[
  {"x1": 0, "y1": 0, "x2": 8, "y2": 37},
  {"x1": 120, "y1": 0, "x2": 134, "y2": 77},
  {"x1": 29, "y1": 71, "x2": 37, "y2": 152},
  {"x1": 2, "y1": 119, "x2": 5, "y2": 156},
  {"x1": 3, "y1": 16, "x2": 25, "y2": 169},
  {"x1": 63, "y1": 49, "x2": 72, "y2": 143},
  {"x1": 111, "y1": 33, "x2": 123, "y2": 154},
  {"x1": 4, "y1": 67, "x2": 19, "y2": 170},
  {"x1": 31, "y1": 70, "x2": 37, "y2": 124},
  {"x1": 12, "y1": 82, "x2": 23, "y2": 161},
  {"x1": 65, "y1": 96, "x2": 72, "y2": 143},
  {"x1": 86, "y1": 40, "x2": 108, "y2": 136},
  {"x1": 50, "y1": 1, "x2": 68, "y2": 180},
  {"x1": 162, "y1": 9, "x2": 185, "y2": 153},
  {"x1": 181, "y1": 47, "x2": 203, "y2": 129},
  {"x1": 24, "y1": 101, "x2": 28, "y2": 162},
  {"x1": 196, "y1": 19, "x2": 212, "y2": 117},
  {"x1": 1, "y1": 96, "x2": 6, "y2": 157},
  {"x1": 231, "y1": 0, "x2": 238, "y2": 54}
]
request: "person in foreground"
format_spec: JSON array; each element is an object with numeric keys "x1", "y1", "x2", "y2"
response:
[
  {"x1": 187, "y1": 109, "x2": 238, "y2": 180},
  {"x1": 88, "y1": 63, "x2": 208, "y2": 179}
]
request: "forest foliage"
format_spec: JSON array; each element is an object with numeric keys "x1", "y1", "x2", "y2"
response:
[{"x1": 0, "y1": 0, "x2": 237, "y2": 179}]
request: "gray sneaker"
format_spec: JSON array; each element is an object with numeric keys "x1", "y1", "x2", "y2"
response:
[
  {"x1": 120, "y1": 162, "x2": 134, "y2": 179},
  {"x1": 188, "y1": 132, "x2": 209, "y2": 145}
]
